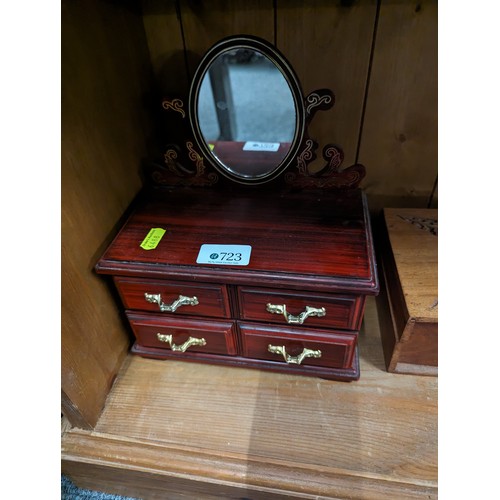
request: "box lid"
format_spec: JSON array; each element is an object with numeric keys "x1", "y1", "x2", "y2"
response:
[
  {"x1": 96, "y1": 188, "x2": 379, "y2": 295},
  {"x1": 383, "y1": 208, "x2": 438, "y2": 321}
]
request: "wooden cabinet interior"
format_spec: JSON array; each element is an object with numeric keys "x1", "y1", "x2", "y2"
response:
[{"x1": 62, "y1": 0, "x2": 437, "y2": 497}]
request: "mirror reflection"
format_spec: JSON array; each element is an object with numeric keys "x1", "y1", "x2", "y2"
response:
[{"x1": 196, "y1": 47, "x2": 297, "y2": 179}]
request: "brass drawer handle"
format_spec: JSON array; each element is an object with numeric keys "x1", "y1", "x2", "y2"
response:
[
  {"x1": 156, "y1": 333, "x2": 206, "y2": 352},
  {"x1": 268, "y1": 344, "x2": 322, "y2": 365},
  {"x1": 144, "y1": 293, "x2": 199, "y2": 312},
  {"x1": 266, "y1": 303, "x2": 326, "y2": 325}
]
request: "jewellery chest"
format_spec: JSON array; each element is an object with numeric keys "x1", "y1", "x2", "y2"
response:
[
  {"x1": 95, "y1": 35, "x2": 379, "y2": 381},
  {"x1": 95, "y1": 187, "x2": 378, "y2": 381}
]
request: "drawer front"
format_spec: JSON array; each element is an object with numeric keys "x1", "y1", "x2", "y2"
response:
[
  {"x1": 239, "y1": 323, "x2": 357, "y2": 369},
  {"x1": 115, "y1": 277, "x2": 231, "y2": 318},
  {"x1": 238, "y1": 287, "x2": 364, "y2": 330},
  {"x1": 127, "y1": 312, "x2": 238, "y2": 355}
]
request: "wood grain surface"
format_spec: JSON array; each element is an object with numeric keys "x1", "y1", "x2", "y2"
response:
[
  {"x1": 277, "y1": 0, "x2": 377, "y2": 172},
  {"x1": 62, "y1": 297, "x2": 437, "y2": 499},
  {"x1": 359, "y1": 0, "x2": 438, "y2": 201},
  {"x1": 181, "y1": 0, "x2": 275, "y2": 77},
  {"x1": 377, "y1": 208, "x2": 438, "y2": 374},
  {"x1": 96, "y1": 188, "x2": 378, "y2": 294},
  {"x1": 142, "y1": 0, "x2": 188, "y2": 96},
  {"x1": 383, "y1": 208, "x2": 438, "y2": 321},
  {"x1": 61, "y1": 0, "x2": 153, "y2": 428}
]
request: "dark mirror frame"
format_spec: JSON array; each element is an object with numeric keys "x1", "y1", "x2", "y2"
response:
[
  {"x1": 188, "y1": 35, "x2": 306, "y2": 185},
  {"x1": 146, "y1": 35, "x2": 366, "y2": 191}
]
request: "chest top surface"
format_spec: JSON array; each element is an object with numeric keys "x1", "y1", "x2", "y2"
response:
[{"x1": 96, "y1": 188, "x2": 378, "y2": 295}]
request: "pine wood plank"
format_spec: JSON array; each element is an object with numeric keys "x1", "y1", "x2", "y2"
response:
[
  {"x1": 62, "y1": 297, "x2": 437, "y2": 498},
  {"x1": 62, "y1": 429, "x2": 436, "y2": 500},
  {"x1": 61, "y1": 0, "x2": 153, "y2": 427},
  {"x1": 180, "y1": 0, "x2": 275, "y2": 76},
  {"x1": 277, "y1": 0, "x2": 377, "y2": 172},
  {"x1": 142, "y1": 0, "x2": 188, "y2": 95},
  {"x1": 358, "y1": 0, "x2": 438, "y2": 199}
]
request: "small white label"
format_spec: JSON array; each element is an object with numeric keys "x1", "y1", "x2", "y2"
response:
[
  {"x1": 196, "y1": 244, "x2": 252, "y2": 266},
  {"x1": 243, "y1": 141, "x2": 280, "y2": 152}
]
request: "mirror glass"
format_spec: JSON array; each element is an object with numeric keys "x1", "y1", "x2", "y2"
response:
[{"x1": 191, "y1": 40, "x2": 302, "y2": 183}]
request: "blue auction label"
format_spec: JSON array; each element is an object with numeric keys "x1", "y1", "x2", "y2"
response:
[{"x1": 196, "y1": 244, "x2": 252, "y2": 266}]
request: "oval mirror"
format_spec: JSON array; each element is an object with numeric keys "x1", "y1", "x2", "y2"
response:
[{"x1": 189, "y1": 36, "x2": 305, "y2": 185}]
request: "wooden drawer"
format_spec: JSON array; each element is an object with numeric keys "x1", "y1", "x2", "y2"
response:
[
  {"x1": 237, "y1": 286, "x2": 364, "y2": 330},
  {"x1": 239, "y1": 323, "x2": 357, "y2": 369},
  {"x1": 115, "y1": 277, "x2": 231, "y2": 318},
  {"x1": 127, "y1": 312, "x2": 238, "y2": 355}
]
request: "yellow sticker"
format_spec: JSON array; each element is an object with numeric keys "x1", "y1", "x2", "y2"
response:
[
  {"x1": 209, "y1": 143, "x2": 215, "y2": 151},
  {"x1": 140, "y1": 228, "x2": 166, "y2": 250}
]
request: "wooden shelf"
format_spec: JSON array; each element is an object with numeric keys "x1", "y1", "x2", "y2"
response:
[{"x1": 61, "y1": 297, "x2": 437, "y2": 499}]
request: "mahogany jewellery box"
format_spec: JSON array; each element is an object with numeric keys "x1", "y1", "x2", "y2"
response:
[{"x1": 95, "y1": 35, "x2": 379, "y2": 382}]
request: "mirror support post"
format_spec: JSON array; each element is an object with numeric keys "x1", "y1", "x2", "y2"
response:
[{"x1": 208, "y1": 57, "x2": 237, "y2": 141}]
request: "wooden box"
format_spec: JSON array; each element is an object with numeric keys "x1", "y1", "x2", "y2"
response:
[
  {"x1": 95, "y1": 188, "x2": 379, "y2": 382},
  {"x1": 377, "y1": 208, "x2": 438, "y2": 375}
]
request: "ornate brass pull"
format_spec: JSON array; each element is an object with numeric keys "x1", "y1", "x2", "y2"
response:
[
  {"x1": 144, "y1": 293, "x2": 199, "y2": 312},
  {"x1": 266, "y1": 303, "x2": 326, "y2": 325},
  {"x1": 156, "y1": 333, "x2": 206, "y2": 352},
  {"x1": 268, "y1": 345, "x2": 322, "y2": 365}
]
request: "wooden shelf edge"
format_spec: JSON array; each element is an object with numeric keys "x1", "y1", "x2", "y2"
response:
[{"x1": 61, "y1": 429, "x2": 437, "y2": 499}]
